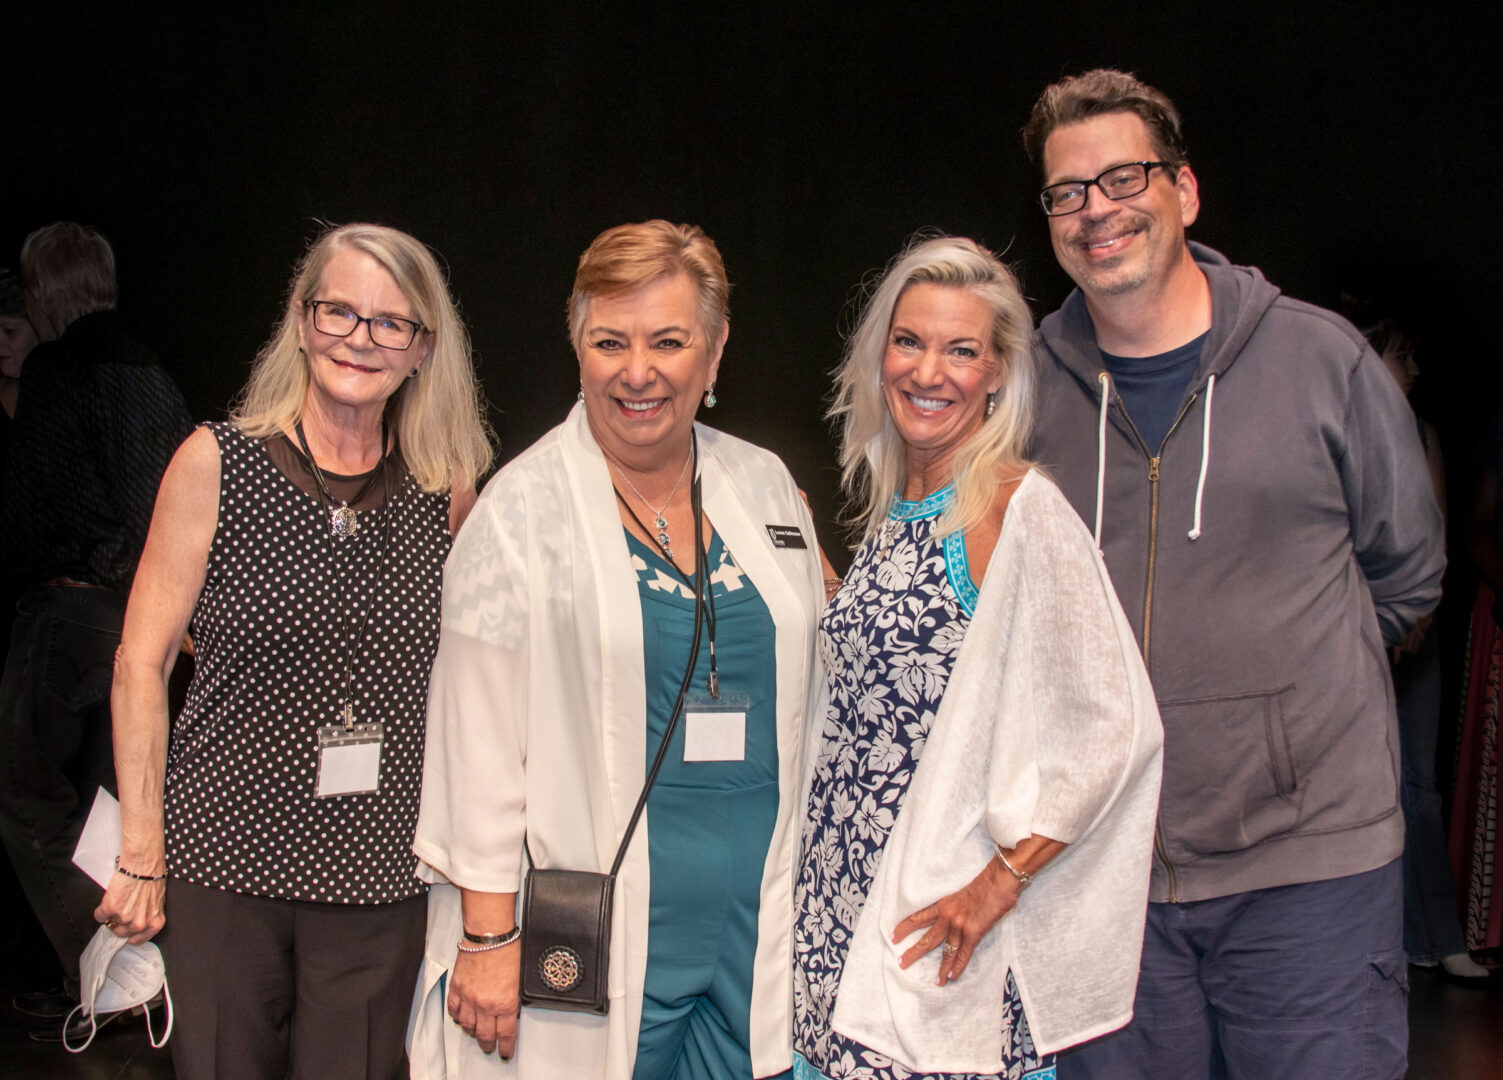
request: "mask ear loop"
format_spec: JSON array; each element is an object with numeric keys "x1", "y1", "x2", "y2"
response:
[
  {"x1": 61, "y1": 1001, "x2": 98, "y2": 1054},
  {"x1": 143, "y1": 971, "x2": 174, "y2": 1048}
]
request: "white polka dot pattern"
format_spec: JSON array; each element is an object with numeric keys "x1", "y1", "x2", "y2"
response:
[{"x1": 163, "y1": 423, "x2": 450, "y2": 904}]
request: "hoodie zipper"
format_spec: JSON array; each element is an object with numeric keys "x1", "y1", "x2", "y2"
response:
[
  {"x1": 1142, "y1": 397, "x2": 1195, "y2": 666},
  {"x1": 1113, "y1": 388, "x2": 1197, "y2": 904}
]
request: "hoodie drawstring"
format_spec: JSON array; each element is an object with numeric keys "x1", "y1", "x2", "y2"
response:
[
  {"x1": 1094, "y1": 372, "x2": 1109, "y2": 548},
  {"x1": 1187, "y1": 373, "x2": 1215, "y2": 541},
  {"x1": 1093, "y1": 369, "x2": 1216, "y2": 546}
]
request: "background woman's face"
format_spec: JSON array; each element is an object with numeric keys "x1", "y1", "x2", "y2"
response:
[
  {"x1": 0, "y1": 315, "x2": 39, "y2": 379},
  {"x1": 577, "y1": 272, "x2": 724, "y2": 467}
]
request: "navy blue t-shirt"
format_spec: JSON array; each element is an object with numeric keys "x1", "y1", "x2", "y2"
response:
[{"x1": 1101, "y1": 331, "x2": 1208, "y2": 454}]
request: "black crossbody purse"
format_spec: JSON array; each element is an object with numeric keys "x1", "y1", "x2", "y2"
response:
[{"x1": 518, "y1": 457, "x2": 707, "y2": 1014}]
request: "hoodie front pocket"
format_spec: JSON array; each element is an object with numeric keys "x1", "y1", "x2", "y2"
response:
[{"x1": 1155, "y1": 685, "x2": 1303, "y2": 860}]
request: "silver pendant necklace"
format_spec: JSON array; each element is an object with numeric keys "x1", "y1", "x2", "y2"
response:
[
  {"x1": 329, "y1": 504, "x2": 359, "y2": 538},
  {"x1": 294, "y1": 419, "x2": 387, "y2": 538},
  {"x1": 612, "y1": 450, "x2": 692, "y2": 560}
]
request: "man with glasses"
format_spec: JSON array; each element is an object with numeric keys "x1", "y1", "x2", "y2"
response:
[{"x1": 1023, "y1": 71, "x2": 1442, "y2": 1079}]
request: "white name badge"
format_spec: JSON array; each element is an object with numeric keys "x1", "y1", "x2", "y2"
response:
[
  {"x1": 315, "y1": 723, "x2": 384, "y2": 798},
  {"x1": 682, "y1": 689, "x2": 750, "y2": 762}
]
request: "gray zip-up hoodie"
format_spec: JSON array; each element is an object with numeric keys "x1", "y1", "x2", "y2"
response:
[{"x1": 1030, "y1": 242, "x2": 1444, "y2": 903}]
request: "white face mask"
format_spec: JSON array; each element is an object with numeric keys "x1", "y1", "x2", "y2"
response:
[{"x1": 63, "y1": 924, "x2": 175, "y2": 1053}]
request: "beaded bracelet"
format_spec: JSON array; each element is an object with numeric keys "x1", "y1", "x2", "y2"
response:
[
  {"x1": 456, "y1": 937, "x2": 523, "y2": 955},
  {"x1": 113, "y1": 856, "x2": 167, "y2": 883}
]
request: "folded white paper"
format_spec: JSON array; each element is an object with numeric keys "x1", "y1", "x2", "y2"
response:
[{"x1": 73, "y1": 787, "x2": 122, "y2": 890}]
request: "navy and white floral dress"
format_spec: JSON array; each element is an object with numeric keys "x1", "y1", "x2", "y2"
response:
[{"x1": 792, "y1": 486, "x2": 1054, "y2": 1080}]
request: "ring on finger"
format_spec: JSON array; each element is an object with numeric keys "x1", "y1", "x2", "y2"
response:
[{"x1": 941, "y1": 942, "x2": 960, "y2": 955}]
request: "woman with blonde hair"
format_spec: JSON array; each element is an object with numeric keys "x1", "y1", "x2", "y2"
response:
[
  {"x1": 793, "y1": 235, "x2": 1163, "y2": 1078},
  {"x1": 97, "y1": 222, "x2": 490, "y2": 1079},
  {"x1": 409, "y1": 220, "x2": 826, "y2": 1079}
]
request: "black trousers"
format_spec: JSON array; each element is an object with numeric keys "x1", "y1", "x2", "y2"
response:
[
  {"x1": 0, "y1": 584, "x2": 122, "y2": 992},
  {"x1": 158, "y1": 881, "x2": 427, "y2": 1080}
]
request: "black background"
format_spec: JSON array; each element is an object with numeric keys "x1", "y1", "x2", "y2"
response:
[{"x1": 10, "y1": 2, "x2": 1498, "y2": 557}]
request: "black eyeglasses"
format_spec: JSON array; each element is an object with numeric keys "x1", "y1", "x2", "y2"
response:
[
  {"x1": 306, "y1": 300, "x2": 425, "y2": 350},
  {"x1": 1038, "y1": 161, "x2": 1171, "y2": 217}
]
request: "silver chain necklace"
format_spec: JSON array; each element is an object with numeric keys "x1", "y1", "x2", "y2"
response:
[{"x1": 612, "y1": 450, "x2": 692, "y2": 560}]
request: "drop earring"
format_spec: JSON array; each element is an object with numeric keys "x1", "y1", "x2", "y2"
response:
[
  {"x1": 578, "y1": 385, "x2": 585, "y2": 402},
  {"x1": 985, "y1": 392, "x2": 998, "y2": 418},
  {"x1": 704, "y1": 384, "x2": 718, "y2": 409}
]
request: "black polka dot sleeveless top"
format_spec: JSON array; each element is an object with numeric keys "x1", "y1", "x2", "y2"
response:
[{"x1": 164, "y1": 422, "x2": 451, "y2": 904}]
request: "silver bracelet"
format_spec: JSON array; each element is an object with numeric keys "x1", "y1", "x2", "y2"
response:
[{"x1": 994, "y1": 845, "x2": 1035, "y2": 888}]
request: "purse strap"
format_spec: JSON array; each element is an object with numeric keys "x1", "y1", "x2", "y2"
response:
[{"x1": 524, "y1": 433, "x2": 708, "y2": 882}]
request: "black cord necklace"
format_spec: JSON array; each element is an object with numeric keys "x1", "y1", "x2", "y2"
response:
[
  {"x1": 293, "y1": 418, "x2": 389, "y2": 537},
  {"x1": 294, "y1": 418, "x2": 395, "y2": 730}
]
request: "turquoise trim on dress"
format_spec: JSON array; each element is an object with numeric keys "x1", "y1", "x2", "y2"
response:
[
  {"x1": 793, "y1": 1051, "x2": 1055, "y2": 1080},
  {"x1": 943, "y1": 529, "x2": 979, "y2": 617},
  {"x1": 887, "y1": 485, "x2": 978, "y2": 616},
  {"x1": 889, "y1": 483, "x2": 955, "y2": 521}
]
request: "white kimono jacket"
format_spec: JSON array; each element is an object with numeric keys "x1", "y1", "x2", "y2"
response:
[
  {"x1": 408, "y1": 405, "x2": 826, "y2": 1079},
  {"x1": 828, "y1": 471, "x2": 1164, "y2": 1069}
]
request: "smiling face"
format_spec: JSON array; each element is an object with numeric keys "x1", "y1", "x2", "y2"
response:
[
  {"x1": 1043, "y1": 111, "x2": 1199, "y2": 301},
  {"x1": 578, "y1": 272, "x2": 725, "y2": 472},
  {"x1": 295, "y1": 247, "x2": 430, "y2": 421},
  {"x1": 882, "y1": 282, "x2": 1004, "y2": 485},
  {"x1": 0, "y1": 315, "x2": 39, "y2": 379}
]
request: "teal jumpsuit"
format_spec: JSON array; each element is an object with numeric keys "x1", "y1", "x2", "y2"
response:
[{"x1": 627, "y1": 530, "x2": 788, "y2": 1080}]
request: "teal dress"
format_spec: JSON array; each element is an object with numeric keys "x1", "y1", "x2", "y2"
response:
[{"x1": 628, "y1": 530, "x2": 787, "y2": 1080}]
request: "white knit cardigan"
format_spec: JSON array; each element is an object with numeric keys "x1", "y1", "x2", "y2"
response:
[{"x1": 827, "y1": 469, "x2": 1163, "y2": 1069}]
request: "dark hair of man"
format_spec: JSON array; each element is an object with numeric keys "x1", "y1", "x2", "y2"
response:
[{"x1": 1022, "y1": 68, "x2": 1189, "y2": 171}]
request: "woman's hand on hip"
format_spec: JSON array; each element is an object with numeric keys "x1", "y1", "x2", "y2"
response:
[
  {"x1": 94, "y1": 871, "x2": 166, "y2": 946},
  {"x1": 449, "y1": 942, "x2": 521, "y2": 1058},
  {"x1": 892, "y1": 858, "x2": 1019, "y2": 986}
]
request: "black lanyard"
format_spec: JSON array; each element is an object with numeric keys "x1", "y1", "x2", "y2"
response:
[
  {"x1": 293, "y1": 419, "x2": 394, "y2": 729},
  {"x1": 612, "y1": 437, "x2": 720, "y2": 699}
]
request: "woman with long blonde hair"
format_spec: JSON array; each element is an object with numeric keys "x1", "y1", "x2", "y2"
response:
[
  {"x1": 98, "y1": 222, "x2": 490, "y2": 1079},
  {"x1": 794, "y1": 235, "x2": 1163, "y2": 1079}
]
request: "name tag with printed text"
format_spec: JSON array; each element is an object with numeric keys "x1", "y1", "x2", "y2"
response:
[{"x1": 765, "y1": 524, "x2": 807, "y2": 549}]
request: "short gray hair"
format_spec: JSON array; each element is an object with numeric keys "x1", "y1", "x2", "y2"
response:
[{"x1": 21, "y1": 222, "x2": 118, "y2": 330}]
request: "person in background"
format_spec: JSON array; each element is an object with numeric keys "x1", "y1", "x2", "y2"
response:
[
  {"x1": 0, "y1": 266, "x2": 39, "y2": 645},
  {"x1": 1023, "y1": 71, "x2": 1445, "y2": 1079},
  {"x1": 0, "y1": 266, "x2": 64, "y2": 1021},
  {"x1": 793, "y1": 235, "x2": 1162, "y2": 1080},
  {"x1": 1454, "y1": 410, "x2": 1503, "y2": 968},
  {"x1": 1357, "y1": 314, "x2": 1487, "y2": 980},
  {"x1": 0, "y1": 224, "x2": 192, "y2": 1042},
  {"x1": 411, "y1": 221, "x2": 826, "y2": 1079},
  {"x1": 98, "y1": 222, "x2": 491, "y2": 1079},
  {"x1": 0, "y1": 267, "x2": 38, "y2": 430}
]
